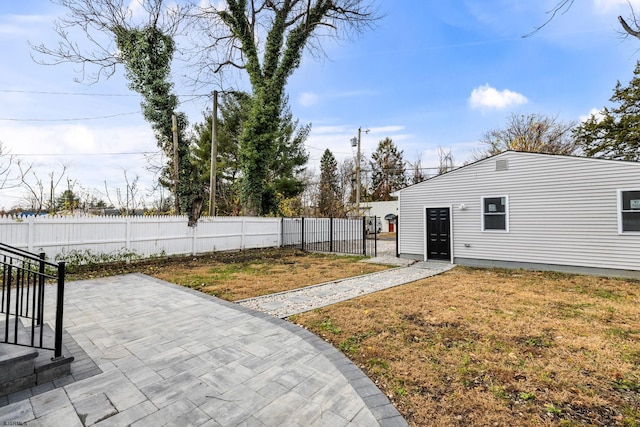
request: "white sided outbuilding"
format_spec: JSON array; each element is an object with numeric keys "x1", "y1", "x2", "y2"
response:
[{"x1": 397, "y1": 151, "x2": 640, "y2": 278}]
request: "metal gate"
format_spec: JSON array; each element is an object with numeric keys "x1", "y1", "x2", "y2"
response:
[{"x1": 281, "y1": 217, "x2": 378, "y2": 257}]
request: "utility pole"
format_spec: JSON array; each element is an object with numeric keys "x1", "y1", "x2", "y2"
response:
[
  {"x1": 172, "y1": 114, "x2": 179, "y2": 214},
  {"x1": 356, "y1": 127, "x2": 361, "y2": 216},
  {"x1": 351, "y1": 127, "x2": 368, "y2": 216},
  {"x1": 209, "y1": 90, "x2": 218, "y2": 217}
]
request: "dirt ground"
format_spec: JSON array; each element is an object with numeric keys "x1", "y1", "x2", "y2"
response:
[{"x1": 292, "y1": 266, "x2": 640, "y2": 427}]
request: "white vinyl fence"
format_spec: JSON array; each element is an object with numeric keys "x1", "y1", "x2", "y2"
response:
[{"x1": 0, "y1": 215, "x2": 283, "y2": 261}]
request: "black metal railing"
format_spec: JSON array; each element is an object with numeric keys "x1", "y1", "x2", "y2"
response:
[
  {"x1": 282, "y1": 217, "x2": 378, "y2": 257},
  {"x1": 0, "y1": 243, "x2": 65, "y2": 358}
]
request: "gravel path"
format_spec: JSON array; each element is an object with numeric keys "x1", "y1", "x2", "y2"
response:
[{"x1": 237, "y1": 260, "x2": 455, "y2": 318}]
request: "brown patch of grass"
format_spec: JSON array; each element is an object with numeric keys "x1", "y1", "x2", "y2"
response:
[
  {"x1": 292, "y1": 266, "x2": 640, "y2": 426},
  {"x1": 66, "y1": 247, "x2": 389, "y2": 301}
]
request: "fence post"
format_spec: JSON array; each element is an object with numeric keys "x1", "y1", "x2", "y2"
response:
[
  {"x1": 125, "y1": 216, "x2": 131, "y2": 252},
  {"x1": 374, "y1": 216, "x2": 378, "y2": 257},
  {"x1": 362, "y1": 216, "x2": 366, "y2": 256},
  {"x1": 241, "y1": 217, "x2": 246, "y2": 250},
  {"x1": 396, "y1": 216, "x2": 399, "y2": 258},
  {"x1": 329, "y1": 218, "x2": 333, "y2": 253},
  {"x1": 54, "y1": 261, "x2": 65, "y2": 359},
  {"x1": 280, "y1": 217, "x2": 284, "y2": 247},
  {"x1": 192, "y1": 222, "x2": 198, "y2": 256},
  {"x1": 301, "y1": 217, "x2": 305, "y2": 251},
  {"x1": 28, "y1": 216, "x2": 35, "y2": 253}
]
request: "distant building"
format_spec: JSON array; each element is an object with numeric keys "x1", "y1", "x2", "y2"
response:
[{"x1": 360, "y1": 201, "x2": 397, "y2": 232}]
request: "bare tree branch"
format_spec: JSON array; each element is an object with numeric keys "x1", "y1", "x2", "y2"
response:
[
  {"x1": 523, "y1": 0, "x2": 574, "y2": 38},
  {"x1": 526, "y1": 1, "x2": 640, "y2": 42},
  {"x1": 31, "y1": 0, "x2": 191, "y2": 84},
  {"x1": 187, "y1": 0, "x2": 380, "y2": 87},
  {"x1": 619, "y1": 14, "x2": 640, "y2": 39},
  {"x1": 0, "y1": 142, "x2": 19, "y2": 190}
]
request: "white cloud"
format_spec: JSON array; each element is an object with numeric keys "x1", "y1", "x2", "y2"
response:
[
  {"x1": 579, "y1": 108, "x2": 606, "y2": 123},
  {"x1": 0, "y1": 123, "x2": 157, "y2": 208},
  {"x1": 299, "y1": 92, "x2": 319, "y2": 107},
  {"x1": 468, "y1": 84, "x2": 528, "y2": 110},
  {"x1": 0, "y1": 14, "x2": 50, "y2": 37}
]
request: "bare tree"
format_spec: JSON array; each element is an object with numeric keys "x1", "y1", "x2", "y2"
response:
[
  {"x1": 337, "y1": 158, "x2": 355, "y2": 214},
  {"x1": 17, "y1": 161, "x2": 68, "y2": 214},
  {"x1": 299, "y1": 169, "x2": 319, "y2": 216},
  {"x1": 437, "y1": 147, "x2": 454, "y2": 175},
  {"x1": 104, "y1": 170, "x2": 142, "y2": 215},
  {"x1": 473, "y1": 113, "x2": 578, "y2": 161},
  {"x1": 407, "y1": 153, "x2": 428, "y2": 185},
  {"x1": 0, "y1": 142, "x2": 18, "y2": 190}
]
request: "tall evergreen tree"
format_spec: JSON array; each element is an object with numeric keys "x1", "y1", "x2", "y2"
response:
[
  {"x1": 370, "y1": 138, "x2": 406, "y2": 201},
  {"x1": 193, "y1": 92, "x2": 250, "y2": 216},
  {"x1": 318, "y1": 149, "x2": 341, "y2": 217},
  {"x1": 193, "y1": 93, "x2": 309, "y2": 216},
  {"x1": 574, "y1": 62, "x2": 640, "y2": 161}
]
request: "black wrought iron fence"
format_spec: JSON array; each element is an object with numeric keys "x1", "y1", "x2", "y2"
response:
[
  {"x1": 281, "y1": 217, "x2": 378, "y2": 257},
  {"x1": 0, "y1": 243, "x2": 66, "y2": 358}
]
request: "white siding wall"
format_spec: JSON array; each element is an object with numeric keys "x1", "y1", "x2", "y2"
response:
[{"x1": 398, "y1": 152, "x2": 640, "y2": 271}]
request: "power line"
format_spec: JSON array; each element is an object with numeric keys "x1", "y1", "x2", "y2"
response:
[
  {"x1": 0, "y1": 89, "x2": 138, "y2": 97},
  {"x1": 0, "y1": 89, "x2": 211, "y2": 98},
  {"x1": 0, "y1": 91, "x2": 209, "y2": 122},
  {"x1": 13, "y1": 151, "x2": 158, "y2": 157},
  {"x1": 0, "y1": 112, "x2": 141, "y2": 122}
]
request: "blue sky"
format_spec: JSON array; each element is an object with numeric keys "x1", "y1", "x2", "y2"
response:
[{"x1": 1, "y1": 0, "x2": 640, "y2": 210}]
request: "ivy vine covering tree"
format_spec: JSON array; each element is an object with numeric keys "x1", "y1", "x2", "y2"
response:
[
  {"x1": 34, "y1": 0, "x2": 378, "y2": 217},
  {"x1": 115, "y1": 25, "x2": 205, "y2": 225},
  {"x1": 33, "y1": 1, "x2": 205, "y2": 224},
  {"x1": 193, "y1": 0, "x2": 378, "y2": 215},
  {"x1": 573, "y1": 62, "x2": 640, "y2": 161}
]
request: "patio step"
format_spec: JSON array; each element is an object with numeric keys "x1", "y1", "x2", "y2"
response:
[{"x1": 0, "y1": 317, "x2": 74, "y2": 397}]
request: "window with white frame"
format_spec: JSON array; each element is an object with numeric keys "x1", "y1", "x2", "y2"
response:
[
  {"x1": 482, "y1": 196, "x2": 508, "y2": 231},
  {"x1": 620, "y1": 190, "x2": 640, "y2": 232}
]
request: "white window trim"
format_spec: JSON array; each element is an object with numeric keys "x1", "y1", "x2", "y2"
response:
[
  {"x1": 618, "y1": 189, "x2": 640, "y2": 235},
  {"x1": 481, "y1": 195, "x2": 509, "y2": 233}
]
